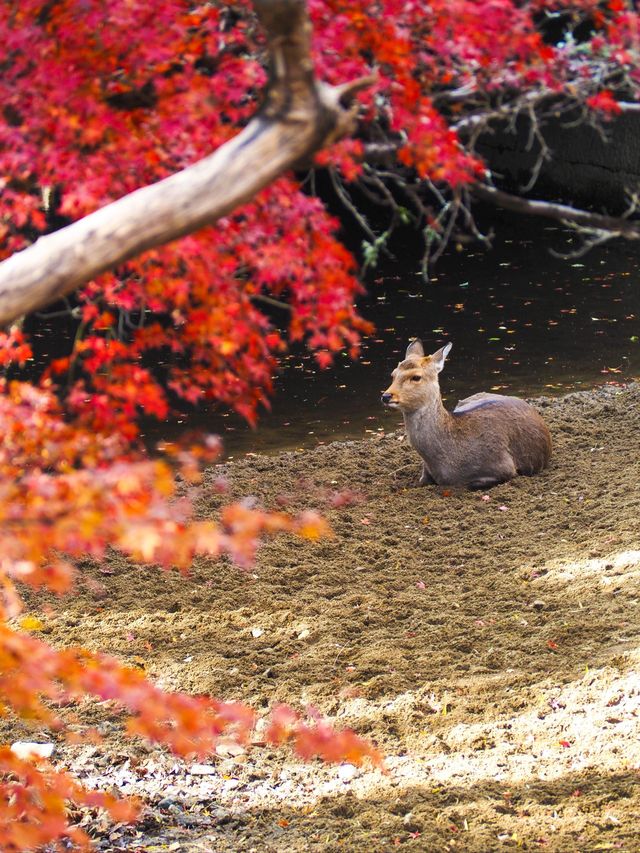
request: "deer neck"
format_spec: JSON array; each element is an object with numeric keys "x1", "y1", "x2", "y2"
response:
[{"x1": 403, "y1": 393, "x2": 453, "y2": 454}]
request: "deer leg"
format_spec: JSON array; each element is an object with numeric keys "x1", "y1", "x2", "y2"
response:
[
  {"x1": 467, "y1": 475, "x2": 506, "y2": 490},
  {"x1": 419, "y1": 463, "x2": 436, "y2": 486},
  {"x1": 468, "y1": 456, "x2": 517, "y2": 490}
]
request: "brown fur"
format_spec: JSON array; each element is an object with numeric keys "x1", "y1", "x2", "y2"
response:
[{"x1": 381, "y1": 340, "x2": 552, "y2": 489}]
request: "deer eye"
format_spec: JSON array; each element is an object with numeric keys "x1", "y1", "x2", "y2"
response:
[{"x1": 410, "y1": 375, "x2": 421, "y2": 382}]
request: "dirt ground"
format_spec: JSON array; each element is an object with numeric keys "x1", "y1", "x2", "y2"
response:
[{"x1": 13, "y1": 382, "x2": 640, "y2": 851}]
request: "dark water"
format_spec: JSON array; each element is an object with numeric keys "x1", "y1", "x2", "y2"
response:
[{"x1": 155, "y1": 211, "x2": 640, "y2": 457}]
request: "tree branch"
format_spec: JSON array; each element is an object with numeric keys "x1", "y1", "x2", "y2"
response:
[
  {"x1": 472, "y1": 184, "x2": 640, "y2": 240},
  {"x1": 0, "y1": 0, "x2": 373, "y2": 328}
]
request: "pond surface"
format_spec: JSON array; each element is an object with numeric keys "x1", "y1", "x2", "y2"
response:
[{"x1": 158, "y1": 210, "x2": 640, "y2": 457}]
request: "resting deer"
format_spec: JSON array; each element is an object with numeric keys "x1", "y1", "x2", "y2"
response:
[{"x1": 381, "y1": 340, "x2": 551, "y2": 489}]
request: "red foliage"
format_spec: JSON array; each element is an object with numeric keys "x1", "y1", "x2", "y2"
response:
[
  {"x1": 266, "y1": 704, "x2": 383, "y2": 767},
  {"x1": 586, "y1": 89, "x2": 623, "y2": 116},
  {"x1": 0, "y1": 746, "x2": 138, "y2": 852},
  {"x1": 0, "y1": 0, "x2": 638, "y2": 845}
]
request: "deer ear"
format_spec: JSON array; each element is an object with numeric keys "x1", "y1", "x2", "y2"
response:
[
  {"x1": 430, "y1": 342, "x2": 452, "y2": 373},
  {"x1": 405, "y1": 338, "x2": 424, "y2": 358}
]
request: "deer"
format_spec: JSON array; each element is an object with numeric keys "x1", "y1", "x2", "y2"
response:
[{"x1": 381, "y1": 339, "x2": 552, "y2": 489}]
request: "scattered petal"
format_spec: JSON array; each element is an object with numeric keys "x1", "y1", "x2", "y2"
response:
[
  {"x1": 189, "y1": 763, "x2": 217, "y2": 776},
  {"x1": 11, "y1": 742, "x2": 55, "y2": 760}
]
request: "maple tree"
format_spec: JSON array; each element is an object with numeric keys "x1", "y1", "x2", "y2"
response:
[{"x1": 0, "y1": 0, "x2": 639, "y2": 847}]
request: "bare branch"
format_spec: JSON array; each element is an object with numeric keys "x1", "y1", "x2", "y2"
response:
[
  {"x1": 328, "y1": 167, "x2": 380, "y2": 246},
  {"x1": 472, "y1": 184, "x2": 640, "y2": 240},
  {"x1": 331, "y1": 74, "x2": 377, "y2": 105},
  {"x1": 363, "y1": 140, "x2": 400, "y2": 162},
  {"x1": 458, "y1": 189, "x2": 493, "y2": 248},
  {"x1": 549, "y1": 228, "x2": 617, "y2": 260},
  {"x1": 0, "y1": 0, "x2": 373, "y2": 328},
  {"x1": 250, "y1": 293, "x2": 292, "y2": 312},
  {"x1": 452, "y1": 91, "x2": 553, "y2": 138},
  {"x1": 617, "y1": 101, "x2": 640, "y2": 112}
]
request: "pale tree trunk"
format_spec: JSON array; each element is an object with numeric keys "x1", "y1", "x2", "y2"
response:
[{"x1": 0, "y1": 0, "x2": 372, "y2": 327}]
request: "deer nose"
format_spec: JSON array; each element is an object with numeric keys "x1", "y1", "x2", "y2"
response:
[{"x1": 381, "y1": 392, "x2": 393, "y2": 405}]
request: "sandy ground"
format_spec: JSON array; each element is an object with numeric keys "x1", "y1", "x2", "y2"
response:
[{"x1": 12, "y1": 382, "x2": 640, "y2": 851}]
